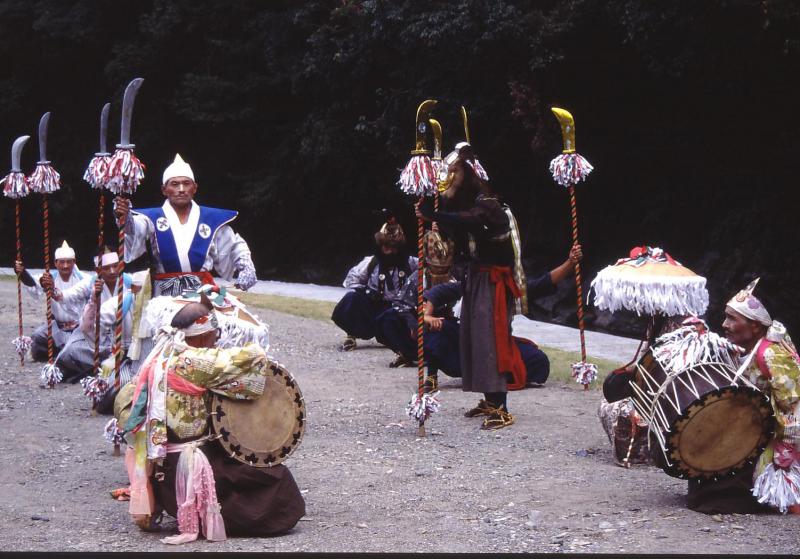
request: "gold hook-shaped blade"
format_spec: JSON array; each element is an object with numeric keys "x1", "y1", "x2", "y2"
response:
[
  {"x1": 411, "y1": 99, "x2": 437, "y2": 155},
  {"x1": 551, "y1": 107, "x2": 576, "y2": 154},
  {"x1": 460, "y1": 106, "x2": 471, "y2": 145},
  {"x1": 429, "y1": 119, "x2": 442, "y2": 161}
]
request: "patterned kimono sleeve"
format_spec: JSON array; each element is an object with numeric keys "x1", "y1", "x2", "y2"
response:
[
  {"x1": 174, "y1": 343, "x2": 269, "y2": 401},
  {"x1": 764, "y1": 345, "x2": 800, "y2": 417}
]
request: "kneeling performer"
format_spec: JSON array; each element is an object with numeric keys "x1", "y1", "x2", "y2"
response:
[{"x1": 118, "y1": 296, "x2": 305, "y2": 543}]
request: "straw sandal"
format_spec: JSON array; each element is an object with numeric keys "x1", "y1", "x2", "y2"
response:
[
  {"x1": 464, "y1": 399, "x2": 493, "y2": 418},
  {"x1": 423, "y1": 375, "x2": 439, "y2": 394},
  {"x1": 481, "y1": 408, "x2": 515, "y2": 430},
  {"x1": 338, "y1": 336, "x2": 357, "y2": 352}
]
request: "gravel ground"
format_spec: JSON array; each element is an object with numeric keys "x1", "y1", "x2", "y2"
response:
[{"x1": 0, "y1": 281, "x2": 797, "y2": 553}]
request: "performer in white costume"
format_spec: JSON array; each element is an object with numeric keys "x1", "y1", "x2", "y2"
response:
[{"x1": 15, "y1": 240, "x2": 85, "y2": 361}]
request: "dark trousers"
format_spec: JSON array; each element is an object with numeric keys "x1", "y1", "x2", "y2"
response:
[
  {"x1": 375, "y1": 308, "x2": 417, "y2": 361},
  {"x1": 424, "y1": 318, "x2": 550, "y2": 385},
  {"x1": 331, "y1": 289, "x2": 389, "y2": 340}
]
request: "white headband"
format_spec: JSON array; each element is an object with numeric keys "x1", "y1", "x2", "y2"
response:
[
  {"x1": 181, "y1": 310, "x2": 219, "y2": 337},
  {"x1": 94, "y1": 252, "x2": 120, "y2": 267}
]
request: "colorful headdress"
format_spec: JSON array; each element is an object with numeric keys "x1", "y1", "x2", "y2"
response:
[
  {"x1": 726, "y1": 278, "x2": 772, "y2": 327},
  {"x1": 375, "y1": 217, "x2": 406, "y2": 248}
]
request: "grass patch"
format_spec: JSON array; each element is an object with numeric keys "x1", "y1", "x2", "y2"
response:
[
  {"x1": 0, "y1": 274, "x2": 19, "y2": 282},
  {"x1": 541, "y1": 345, "x2": 622, "y2": 390},
  {"x1": 236, "y1": 290, "x2": 622, "y2": 389},
  {"x1": 235, "y1": 291, "x2": 336, "y2": 322}
]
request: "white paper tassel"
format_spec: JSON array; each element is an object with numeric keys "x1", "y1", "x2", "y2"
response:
[
  {"x1": 651, "y1": 321, "x2": 744, "y2": 373},
  {"x1": 11, "y1": 335, "x2": 32, "y2": 357},
  {"x1": 40, "y1": 363, "x2": 63, "y2": 388},
  {"x1": 405, "y1": 391, "x2": 441, "y2": 422},
  {"x1": 589, "y1": 270, "x2": 709, "y2": 316},
  {"x1": 27, "y1": 162, "x2": 61, "y2": 193},
  {"x1": 106, "y1": 148, "x2": 145, "y2": 195},
  {"x1": 83, "y1": 154, "x2": 111, "y2": 189},
  {"x1": 571, "y1": 361, "x2": 597, "y2": 385},
  {"x1": 80, "y1": 375, "x2": 108, "y2": 405},
  {"x1": 398, "y1": 155, "x2": 437, "y2": 197},
  {"x1": 1, "y1": 172, "x2": 30, "y2": 199},
  {"x1": 752, "y1": 462, "x2": 800, "y2": 513},
  {"x1": 217, "y1": 314, "x2": 270, "y2": 351},
  {"x1": 549, "y1": 153, "x2": 593, "y2": 187},
  {"x1": 103, "y1": 418, "x2": 126, "y2": 445}
]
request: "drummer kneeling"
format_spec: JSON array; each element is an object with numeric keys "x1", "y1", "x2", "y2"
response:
[
  {"x1": 706, "y1": 279, "x2": 800, "y2": 515},
  {"x1": 116, "y1": 297, "x2": 305, "y2": 543}
]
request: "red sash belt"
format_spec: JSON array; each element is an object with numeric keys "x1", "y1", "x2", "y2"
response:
[
  {"x1": 478, "y1": 265, "x2": 527, "y2": 391},
  {"x1": 154, "y1": 271, "x2": 216, "y2": 286}
]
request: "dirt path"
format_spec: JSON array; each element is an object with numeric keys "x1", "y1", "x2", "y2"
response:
[{"x1": 0, "y1": 281, "x2": 796, "y2": 553}]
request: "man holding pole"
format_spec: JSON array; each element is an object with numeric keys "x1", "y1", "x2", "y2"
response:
[
  {"x1": 42, "y1": 251, "x2": 135, "y2": 383},
  {"x1": 113, "y1": 154, "x2": 258, "y2": 297},
  {"x1": 14, "y1": 241, "x2": 84, "y2": 361}
]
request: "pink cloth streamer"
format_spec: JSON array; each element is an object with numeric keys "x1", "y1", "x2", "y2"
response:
[{"x1": 161, "y1": 442, "x2": 226, "y2": 545}]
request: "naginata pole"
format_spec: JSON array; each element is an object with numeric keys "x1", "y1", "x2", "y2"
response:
[
  {"x1": 416, "y1": 209, "x2": 426, "y2": 437},
  {"x1": 106, "y1": 78, "x2": 145, "y2": 404},
  {"x1": 15, "y1": 199, "x2": 24, "y2": 366},
  {"x1": 549, "y1": 107, "x2": 596, "y2": 391},
  {"x1": 567, "y1": 185, "x2": 588, "y2": 370},
  {"x1": 3, "y1": 136, "x2": 32, "y2": 365},
  {"x1": 80, "y1": 102, "x2": 113, "y2": 413},
  {"x1": 399, "y1": 99, "x2": 440, "y2": 436},
  {"x1": 93, "y1": 193, "x2": 105, "y2": 377},
  {"x1": 28, "y1": 113, "x2": 63, "y2": 388}
]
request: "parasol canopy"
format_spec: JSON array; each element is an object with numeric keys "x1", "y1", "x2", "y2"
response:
[{"x1": 589, "y1": 246, "x2": 708, "y2": 317}]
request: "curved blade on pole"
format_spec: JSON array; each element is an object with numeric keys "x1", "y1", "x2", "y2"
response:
[
  {"x1": 428, "y1": 118, "x2": 442, "y2": 161},
  {"x1": 11, "y1": 136, "x2": 30, "y2": 172},
  {"x1": 410, "y1": 99, "x2": 437, "y2": 155},
  {"x1": 551, "y1": 107, "x2": 576, "y2": 154},
  {"x1": 99, "y1": 102, "x2": 111, "y2": 155},
  {"x1": 118, "y1": 77, "x2": 144, "y2": 148},
  {"x1": 38, "y1": 112, "x2": 50, "y2": 163},
  {"x1": 460, "y1": 106, "x2": 471, "y2": 145}
]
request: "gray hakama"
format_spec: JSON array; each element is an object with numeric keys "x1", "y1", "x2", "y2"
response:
[{"x1": 460, "y1": 268, "x2": 514, "y2": 393}]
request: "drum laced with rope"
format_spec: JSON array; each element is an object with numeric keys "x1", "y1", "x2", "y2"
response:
[{"x1": 630, "y1": 320, "x2": 775, "y2": 480}]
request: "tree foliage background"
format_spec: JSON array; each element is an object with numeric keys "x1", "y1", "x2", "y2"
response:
[{"x1": 1, "y1": 0, "x2": 798, "y2": 337}]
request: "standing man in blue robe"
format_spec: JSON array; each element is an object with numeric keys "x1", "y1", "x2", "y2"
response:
[{"x1": 112, "y1": 154, "x2": 258, "y2": 297}]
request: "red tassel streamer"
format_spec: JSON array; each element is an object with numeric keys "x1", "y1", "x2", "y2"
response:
[{"x1": 106, "y1": 148, "x2": 145, "y2": 195}]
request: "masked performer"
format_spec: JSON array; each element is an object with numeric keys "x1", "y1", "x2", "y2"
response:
[
  {"x1": 331, "y1": 216, "x2": 419, "y2": 367},
  {"x1": 116, "y1": 296, "x2": 305, "y2": 542},
  {"x1": 44, "y1": 251, "x2": 134, "y2": 383},
  {"x1": 14, "y1": 240, "x2": 84, "y2": 361},
  {"x1": 416, "y1": 143, "x2": 524, "y2": 429},
  {"x1": 113, "y1": 154, "x2": 257, "y2": 297},
  {"x1": 422, "y1": 244, "x2": 583, "y2": 393}
]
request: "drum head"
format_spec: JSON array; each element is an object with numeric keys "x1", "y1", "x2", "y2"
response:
[
  {"x1": 666, "y1": 386, "x2": 774, "y2": 479},
  {"x1": 211, "y1": 360, "x2": 305, "y2": 467}
]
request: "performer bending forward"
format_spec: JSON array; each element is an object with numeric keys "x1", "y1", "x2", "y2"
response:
[
  {"x1": 116, "y1": 297, "x2": 305, "y2": 542},
  {"x1": 114, "y1": 154, "x2": 258, "y2": 296}
]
